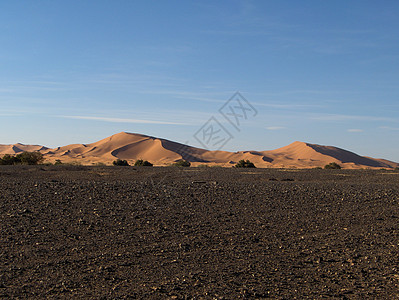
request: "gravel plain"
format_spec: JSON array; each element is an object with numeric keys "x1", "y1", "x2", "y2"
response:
[{"x1": 0, "y1": 166, "x2": 398, "y2": 299}]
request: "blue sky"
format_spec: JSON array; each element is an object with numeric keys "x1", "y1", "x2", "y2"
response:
[{"x1": 1, "y1": 0, "x2": 398, "y2": 161}]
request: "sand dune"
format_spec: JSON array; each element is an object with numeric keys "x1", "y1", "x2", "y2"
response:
[
  {"x1": 259, "y1": 141, "x2": 397, "y2": 169},
  {"x1": 42, "y1": 132, "x2": 181, "y2": 165},
  {"x1": 1, "y1": 132, "x2": 398, "y2": 169},
  {"x1": 0, "y1": 143, "x2": 48, "y2": 155}
]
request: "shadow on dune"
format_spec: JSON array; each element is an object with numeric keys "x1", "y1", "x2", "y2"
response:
[
  {"x1": 160, "y1": 139, "x2": 209, "y2": 163},
  {"x1": 308, "y1": 144, "x2": 390, "y2": 168}
]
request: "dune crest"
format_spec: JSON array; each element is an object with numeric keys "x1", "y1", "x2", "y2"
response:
[
  {"x1": 0, "y1": 132, "x2": 398, "y2": 168},
  {"x1": 0, "y1": 143, "x2": 48, "y2": 155}
]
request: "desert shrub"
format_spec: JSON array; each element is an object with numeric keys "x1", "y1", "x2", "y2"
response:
[
  {"x1": 0, "y1": 154, "x2": 20, "y2": 165},
  {"x1": 197, "y1": 164, "x2": 209, "y2": 168},
  {"x1": 134, "y1": 159, "x2": 153, "y2": 166},
  {"x1": 0, "y1": 152, "x2": 43, "y2": 165},
  {"x1": 234, "y1": 159, "x2": 256, "y2": 168},
  {"x1": 113, "y1": 159, "x2": 130, "y2": 166},
  {"x1": 16, "y1": 152, "x2": 44, "y2": 165},
  {"x1": 313, "y1": 167, "x2": 322, "y2": 169},
  {"x1": 54, "y1": 159, "x2": 63, "y2": 165},
  {"x1": 324, "y1": 162, "x2": 341, "y2": 169},
  {"x1": 65, "y1": 161, "x2": 83, "y2": 166},
  {"x1": 173, "y1": 160, "x2": 191, "y2": 167},
  {"x1": 197, "y1": 164, "x2": 223, "y2": 168}
]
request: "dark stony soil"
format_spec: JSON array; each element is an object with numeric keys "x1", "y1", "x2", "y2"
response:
[{"x1": 0, "y1": 166, "x2": 398, "y2": 299}]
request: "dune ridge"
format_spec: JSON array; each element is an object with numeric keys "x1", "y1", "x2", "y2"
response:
[
  {"x1": 0, "y1": 132, "x2": 398, "y2": 169},
  {"x1": 0, "y1": 143, "x2": 48, "y2": 155}
]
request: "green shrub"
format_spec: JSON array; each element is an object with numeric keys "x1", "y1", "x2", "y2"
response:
[
  {"x1": 17, "y1": 152, "x2": 44, "y2": 165},
  {"x1": 173, "y1": 160, "x2": 191, "y2": 167},
  {"x1": 324, "y1": 162, "x2": 341, "y2": 169},
  {"x1": 0, "y1": 154, "x2": 19, "y2": 165},
  {"x1": 0, "y1": 152, "x2": 43, "y2": 165},
  {"x1": 197, "y1": 164, "x2": 209, "y2": 168},
  {"x1": 134, "y1": 159, "x2": 153, "y2": 166},
  {"x1": 113, "y1": 159, "x2": 130, "y2": 166},
  {"x1": 234, "y1": 159, "x2": 256, "y2": 168}
]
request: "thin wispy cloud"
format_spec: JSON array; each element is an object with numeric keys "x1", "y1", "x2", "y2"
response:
[
  {"x1": 251, "y1": 89, "x2": 344, "y2": 96},
  {"x1": 0, "y1": 113, "x2": 23, "y2": 117},
  {"x1": 60, "y1": 115, "x2": 188, "y2": 125},
  {"x1": 138, "y1": 90, "x2": 227, "y2": 104},
  {"x1": 254, "y1": 102, "x2": 323, "y2": 109},
  {"x1": 143, "y1": 45, "x2": 193, "y2": 53},
  {"x1": 0, "y1": 80, "x2": 69, "y2": 92},
  {"x1": 0, "y1": 88, "x2": 14, "y2": 93},
  {"x1": 379, "y1": 126, "x2": 399, "y2": 131},
  {"x1": 266, "y1": 126, "x2": 285, "y2": 130},
  {"x1": 347, "y1": 129, "x2": 363, "y2": 133},
  {"x1": 200, "y1": 29, "x2": 273, "y2": 36},
  {"x1": 312, "y1": 114, "x2": 398, "y2": 122}
]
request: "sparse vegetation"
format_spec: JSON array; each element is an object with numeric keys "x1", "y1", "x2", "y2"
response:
[
  {"x1": 17, "y1": 152, "x2": 44, "y2": 165},
  {"x1": 234, "y1": 159, "x2": 256, "y2": 168},
  {"x1": 196, "y1": 164, "x2": 223, "y2": 168},
  {"x1": 0, "y1": 152, "x2": 44, "y2": 165},
  {"x1": 173, "y1": 160, "x2": 191, "y2": 167},
  {"x1": 324, "y1": 162, "x2": 342, "y2": 169},
  {"x1": 134, "y1": 159, "x2": 153, "y2": 167},
  {"x1": 0, "y1": 154, "x2": 19, "y2": 165},
  {"x1": 54, "y1": 159, "x2": 63, "y2": 165},
  {"x1": 113, "y1": 159, "x2": 130, "y2": 166},
  {"x1": 197, "y1": 164, "x2": 209, "y2": 168},
  {"x1": 314, "y1": 167, "x2": 323, "y2": 169}
]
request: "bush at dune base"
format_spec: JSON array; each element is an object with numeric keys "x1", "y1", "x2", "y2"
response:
[
  {"x1": 234, "y1": 159, "x2": 256, "y2": 168},
  {"x1": 113, "y1": 159, "x2": 130, "y2": 166},
  {"x1": 134, "y1": 159, "x2": 153, "y2": 166},
  {"x1": 173, "y1": 160, "x2": 191, "y2": 167},
  {"x1": 0, "y1": 152, "x2": 44, "y2": 165},
  {"x1": 324, "y1": 162, "x2": 342, "y2": 169}
]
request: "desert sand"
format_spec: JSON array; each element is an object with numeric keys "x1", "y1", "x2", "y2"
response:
[
  {"x1": 0, "y1": 132, "x2": 398, "y2": 169},
  {"x1": 0, "y1": 143, "x2": 48, "y2": 155}
]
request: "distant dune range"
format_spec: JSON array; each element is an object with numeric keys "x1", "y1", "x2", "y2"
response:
[
  {"x1": 0, "y1": 132, "x2": 398, "y2": 169},
  {"x1": 0, "y1": 143, "x2": 48, "y2": 154}
]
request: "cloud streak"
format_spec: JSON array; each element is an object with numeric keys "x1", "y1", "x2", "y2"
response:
[
  {"x1": 138, "y1": 90, "x2": 227, "y2": 104},
  {"x1": 60, "y1": 115, "x2": 188, "y2": 125},
  {"x1": 312, "y1": 114, "x2": 398, "y2": 122},
  {"x1": 266, "y1": 126, "x2": 285, "y2": 130},
  {"x1": 347, "y1": 129, "x2": 363, "y2": 132},
  {"x1": 380, "y1": 126, "x2": 399, "y2": 131}
]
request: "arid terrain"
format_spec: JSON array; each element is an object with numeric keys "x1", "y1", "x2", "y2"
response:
[
  {"x1": 0, "y1": 166, "x2": 398, "y2": 298},
  {"x1": 1, "y1": 132, "x2": 398, "y2": 169}
]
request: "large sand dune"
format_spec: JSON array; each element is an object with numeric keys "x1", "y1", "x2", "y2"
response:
[
  {"x1": 1, "y1": 132, "x2": 398, "y2": 168},
  {"x1": 0, "y1": 143, "x2": 48, "y2": 155}
]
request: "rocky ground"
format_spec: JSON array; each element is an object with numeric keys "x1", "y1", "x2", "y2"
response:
[{"x1": 0, "y1": 166, "x2": 398, "y2": 299}]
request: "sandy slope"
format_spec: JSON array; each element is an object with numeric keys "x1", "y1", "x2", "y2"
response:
[
  {"x1": 260, "y1": 141, "x2": 397, "y2": 169},
  {"x1": 0, "y1": 143, "x2": 48, "y2": 155},
  {"x1": 42, "y1": 132, "x2": 182, "y2": 165},
  {"x1": 1, "y1": 132, "x2": 398, "y2": 168}
]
